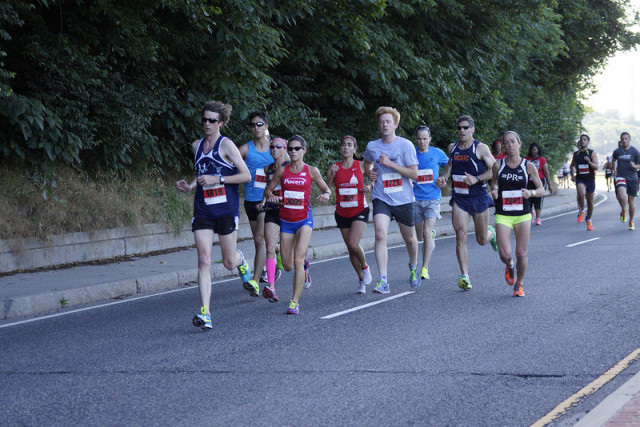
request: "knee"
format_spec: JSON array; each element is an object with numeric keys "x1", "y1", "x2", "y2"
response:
[
  {"x1": 198, "y1": 254, "x2": 211, "y2": 269},
  {"x1": 223, "y1": 258, "x2": 236, "y2": 271},
  {"x1": 253, "y1": 234, "x2": 265, "y2": 246},
  {"x1": 375, "y1": 230, "x2": 387, "y2": 243},
  {"x1": 515, "y1": 251, "x2": 527, "y2": 263}
]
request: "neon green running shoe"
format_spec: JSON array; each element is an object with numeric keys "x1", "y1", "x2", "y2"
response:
[
  {"x1": 242, "y1": 279, "x2": 259, "y2": 297},
  {"x1": 420, "y1": 267, "x2": 429, "y2": 280},
  {"x1": 458, "y1": 274, "x2": 472, "y2": 290},
  {"x1": 487, "y1": 225, "x2": 498, "y2": 251},
  {"x1": 276, "y1": 252, "x2": 284, "y2": 270},
  {"x1": 192, "y1": 306, "x2": 212, "y2": 330}
]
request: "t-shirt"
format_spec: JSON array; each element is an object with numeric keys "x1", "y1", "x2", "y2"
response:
[
  {"x1": 363, "y1": 136, "x2": 418, "y2": 206},
  {"x1": 613, "y1": 146, "x2": 640, "y2": 180},
  {"x1": 414, "y1": 146, "x2": 449, "y2": 201},
  {"x1": 525, "y1": 156, "x2": 547, "y2": 180}
]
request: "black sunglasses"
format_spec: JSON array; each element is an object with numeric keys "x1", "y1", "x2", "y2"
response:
[
  {"x1": 249, "y1": 122, "x2": 266, "y2": 128},
  {"x1": 457, "y1": 125, "x2": 471, "y2": 130},
  {"x1": 287, "y1": 146, "x2": 304, "y2": 151},
  {"x1": 270, "y1": 144, "x2": 285, "y2": 150},
  {"x1": 202, "y1": 118, "x2": 221, "y2": 124}
]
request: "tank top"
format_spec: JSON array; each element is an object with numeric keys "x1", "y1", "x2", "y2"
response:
[
  {"x1": 243, "y1": 141, "x2": 273, "y2": 202},
  {"x1": 495, "y1": 158, "x2": 531, "y2": 216},
  {"x1": 193, "y1": 136, "x2": 240, "y2": 219},
  {"x1": 279, "y1": 164, "x2": 312, "y2": 222},
  {"x1": 264, "y1": 161, "x2": 289, "y2": 211},
  {"x1": 450, "y1": 140, "x2": 487, "y2": 197},
  {"x1": 573, "y1": 149, "x2": 595, "y2": 182},
  {"x1": 333, "y1": 160, "x2": 367, "y2": 217}
]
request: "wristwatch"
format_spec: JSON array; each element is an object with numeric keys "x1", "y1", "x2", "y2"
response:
[{"x1": 219, "y1": 176, "x2": 225, "y2": 185}]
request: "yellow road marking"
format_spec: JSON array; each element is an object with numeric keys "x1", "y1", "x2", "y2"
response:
[{"x1": 531, "y1": 347, "x2": 640, "y2": 427}]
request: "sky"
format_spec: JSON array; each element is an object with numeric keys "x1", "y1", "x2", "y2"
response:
[{"x1": 584, "y1": 1, "x2": 640, "y2": 118}]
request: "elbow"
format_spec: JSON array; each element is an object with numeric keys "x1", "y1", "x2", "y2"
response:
[{"x1": 241, "y1": 171, "x2": 251, "y2": 183}]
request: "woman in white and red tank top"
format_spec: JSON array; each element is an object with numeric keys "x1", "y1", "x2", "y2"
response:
[
  {"x1": 263, "y1": 135, "x2": 331, "y2": 315},
  {"x1": 326, "y1": 135, "x2": 373, "y2": 294}
]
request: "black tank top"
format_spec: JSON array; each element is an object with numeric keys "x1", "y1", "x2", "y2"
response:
[{"x1": 495, "y1": 158, "x2": 531, "y2": 216}]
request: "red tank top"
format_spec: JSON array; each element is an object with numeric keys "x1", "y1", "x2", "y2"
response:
[
  {"x1": 280, "y1": 164, "x2": 312, "y2": 222},
  {"x1": 334, "y1": 160, "x2": 367, "y2": 217}
]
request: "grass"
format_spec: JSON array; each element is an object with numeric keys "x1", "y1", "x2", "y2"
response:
[{"x1": 0, "y1": 165, "x2": 193, "y2": 240}]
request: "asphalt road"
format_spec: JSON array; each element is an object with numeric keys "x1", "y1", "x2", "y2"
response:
[{"x1": 1, "y1": 193, "x2": 639, "y2": 426}]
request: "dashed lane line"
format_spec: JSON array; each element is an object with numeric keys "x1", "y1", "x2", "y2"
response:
[{"x1": 321, "y1": 291, "x2": 415, "y2": 319}]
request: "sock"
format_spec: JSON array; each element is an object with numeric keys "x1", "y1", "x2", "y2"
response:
[{"x1": 266, "y1": 258, "x2": 276, "y2": 285}]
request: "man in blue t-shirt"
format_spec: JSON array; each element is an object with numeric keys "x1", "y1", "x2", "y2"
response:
[{"x1": 413, "y1": 125, "x2": 449, "y2": 280}]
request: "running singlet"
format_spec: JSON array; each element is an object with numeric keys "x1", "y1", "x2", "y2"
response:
[
  {"x1": 414, "y1": 146, "x2": 449, "y2": 201},
  {"x1": 264, "y1": 161, "x2": 289, "y2": 211},
  {"x1": 450, "y1": 140, "x2": 488, "y2": 197},
  {"x1": 525, "y1": 155, "x2": 547, "y2": 190},
  {"x1": 279, "y1": 164, "x2": 312, "y2": 222},
  {"x1": 495, "y1": 158, "x2": 531, "y2": 216},
  {"x1": 193, "y1": 136, "x2": 240, "y2": 219},
  {"x1": 572, "y1": 149, "x2": 595, "y2": 182},
  {"x1": 243, "y1": 141, "x2": 273, "y2": 202},
  {"x1": 333, "y1": 160, "x2": 367, "y2": 217}
]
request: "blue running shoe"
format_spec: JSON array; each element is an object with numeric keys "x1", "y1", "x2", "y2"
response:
[
  {"x1": 409, "y1": 264, "x2": 421, "y2": 288},
  {"x1": 372, "y1": 280, "x2": 390, "y2": 294},
  {"x1": 192, "y1": 307, "x2": 212, "y2": 330},
  {"x1": 237, "y1": 250, "x2": 252, "y2": 283},
  {"x1": 487, "y1": 225, "x2": 498, "y2": 251}
]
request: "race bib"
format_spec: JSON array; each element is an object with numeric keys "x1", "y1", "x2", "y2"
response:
[
  {"x1": 338, "y1": 187, "x2": 358, "y2": 208},
  {"x1": 452, "y1": 174, "x2": 469, "y2": 195},
  {"x1": 616, "y1": 177, "x2": 627, "y2": 186},
  {"x1": 502, "y1": 190, "x2": 523, "y2": 212},
  {"x1": 254, "y1": 169, "x2": 267, "y2": 188},
  {"x1": 578, "y1": 164, "x2": 590, "y2": 174},
  {"x1": 382, "y1": 173, "x2": 403, "y2": 194},
  {"x1": 273, "y1": 183, "x2": 282, "y2": 199},
  {"x1": 203, "y1": 184, "x2": 227, "y2": 205},
  {"x1": 416, "y1": 169, "x2": 434, "y2": 185},
  {"x1": 283, "y1": 190, "x2": 305, "y2": 210}
]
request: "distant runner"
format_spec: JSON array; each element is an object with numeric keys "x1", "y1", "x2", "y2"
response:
[
  {"x1": 570, "y1": 134, "x2": 598, "y2": 231},
  {"x1": 612, "y1": 132, "x2": 640, "y2": 230}
]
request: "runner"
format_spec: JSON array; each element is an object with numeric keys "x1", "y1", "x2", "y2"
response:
[
  {"x1": 491, "y1": 139, "x2": 506, "y2": 160},
  {"x1": 256, "y1": 138, "x2": 289, "y2": 302},
  {"x1": 363, "y1": 106, "x2": 420, "y2": 293},
  {"x1": 176, "y1": 101, "x2": 257, "y2": 331},
  {"x1": 490, "y1": 131, "x2": 544, "y2": 297},
  {"x1": 262, "y1": 135, "x2": 331, "y2": 314},
  {"x1": 413, "y1": 125, "x2": 449, "y2": 280},
  {"x1": 603, "y1": 155, "x2": 614, "y2": 192},
  {"x1": 525, "y1": 142, "x2": 554, "y2": 225},
  {"x1": 570, "y1": 134, "x2": 598, "y2": 230},
  {"x1": 561, "y1": 161, "x2": 571, "y2": 188},
  {"x1": 611, "y1": 132, "x2": 640, "y2": 230},
  {"x1": 239, "y1": 111, "x2": 272, "y2": 285},
  {"x1": 326, "y1": 135, "x2": 373, "y2": 294},
  {"x1": 435, "y1": 115, "x2": 498, "y2": 290}
]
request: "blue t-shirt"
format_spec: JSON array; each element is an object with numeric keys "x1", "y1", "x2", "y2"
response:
[{"x1": 414, "y1": 146, "x2": 449, "y2": 201}]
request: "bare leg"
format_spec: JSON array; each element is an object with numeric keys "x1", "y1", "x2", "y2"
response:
[
  {"x1": 513, "y1": 220, "x2": 531, "y2": 284},
  {"x1": 419, "y1": 217, "x2": 437, "y2": 268},
  {"x1": 194, "y1": 229, "x2": 215, "y2": 313},
  {"x1": 291, "y1": 226, "x2": 313, "y2": 303},
  {"x1": 249, "y1": 213, "x2": 266, "y2": 282},
  {"x1": 340, "y1": 220, "x2": 368, "y2": 280},
  {"x1": 451, "y1": 203, "x2": 471, "y2": 275},
  {"x1": 373, "y1": 213, "x2": 391, "y2": 277}
]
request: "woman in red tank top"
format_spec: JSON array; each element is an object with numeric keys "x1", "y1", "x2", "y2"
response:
[
  {"x1": 326, "y1": 135, "x2": 373, "y2": 294},
  {"x1": 263, "y1": 135, "x2": 331, "y2": 315}
]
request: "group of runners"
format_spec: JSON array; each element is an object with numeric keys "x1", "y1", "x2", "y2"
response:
[{"x1": 176, "y1": 100, "x2": 635, "y2": 330}]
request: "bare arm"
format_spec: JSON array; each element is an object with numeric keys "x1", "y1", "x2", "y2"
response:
[
  {"x1": 523, "y1": 162, "x2": 545, "y2": 199},
  {"x1": 490, "y1": 161, "x2": 500, "y2": 200},
  {"x1": 476, "y1": 143, "x2": 495, "y2": 182},
  {"x1": 310, "y1": 166, "x2": 331, "y2": 202},
  {"x1": 435, "y1": 143, "x2": 455, "y2": 188},
  {"x1": 218, "y1": 138, "x2": 251, "y2": 185}
]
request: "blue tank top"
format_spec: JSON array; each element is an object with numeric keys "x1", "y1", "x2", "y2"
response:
[
  {"x1": 450, "y1": 140, "x2": 487, "y2": 197},
  {"x1": 193, "y1": 136, "x2": 240, "y2": 219},
  {"x1": 243, "y1": 141, "x2": 274, "y2": 202}
]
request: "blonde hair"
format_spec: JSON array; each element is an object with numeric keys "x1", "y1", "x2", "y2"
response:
[{"x1": 375, "y1": 106, "x2": 400, "y2": 125}]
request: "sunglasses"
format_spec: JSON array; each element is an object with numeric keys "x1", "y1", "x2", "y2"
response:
[
  {"x1": 270, "y1": 144, "x2": 285, "y2": 150},
  {"x1": 202, "y1": 118, "x2": 221, "y2": 124},
  {"x1": 249, "y1": 122, "x2": 266, "y2": 128},
  {"x1": 457, "y1": 125, "x2": 471, "y2": 130},
  {"x1": 287, "y1": 146, "x2": 304, "y2": 151}
]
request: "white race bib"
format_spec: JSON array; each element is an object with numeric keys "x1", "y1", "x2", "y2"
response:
[
  {"x1": 502, "y1": 190, "x2": 523, "y2": 212},
  {"x1": 203, "y1": 184, "x2": 227, "y2": 205},
  {"x1": 417, "y1": 169, "x2": 434, "y2": 185},
  {"x1": 382, "y1": 173, "x2": 403, "y2": 194},
  {"x1": 254, "y1": 168, "x2": 267, "y2": 188},
  {"x1": 338, "y1": 187, "x2": 358, "y2": 208},
  {"x1": 452, "y1": 174, "x2": 469, "y2": 194},
  {"x1": 578, "y1": 164, "x2": 590, "y2": 174},
  {"x1": 283, "y1": 190, "x2": 305, "y2": 210}
]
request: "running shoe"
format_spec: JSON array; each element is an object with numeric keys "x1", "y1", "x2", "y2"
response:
[
  {"x1": 586, "y1": 220, "x2": 593, "y2": 231},
  {"x1": 242, "y1": 279, "x2": 260, "y2": 297},
  {"x1": 303, "y1": 255, "x2": 312, "y2": 289},
  {"x1": 262, "y1": 285, "x2": 278, "y2": 303},
  {"x1": 535, "y1": 218, "x2": 542, "y2": 226},
  {"x1": 236, "y1": 250, "x2": 252, "y2": 283},
  {"x1": 513, "y1": 283, "x2": 525, "y2": 297},
  {"x1": 372, "y1": 279, "x2": 390, "y2": 294},
  {"x1": 286, "y1": 300, "x2": 300, "y2": 315},
  {"x1": 362, "y1": 265, "x2": 373, "y2": 285},
  {"x1": 504, "y1": 264, "x2": 515, "y2": 286},
  {"x1": 531, "y1": 212, "x2": 536, "y2": 223},
  {"x1": 260, "y1": 267, "x2": 268, "y2": 283},
  {"x1": 431, "y1": 229, "x2": 437, "y2": 248},
  {"x1": 488, "y1": 225, "x2": 498, "y2": 251},
  {"x1": 458, "y1": 274, "x2": 472, "y2": 290},
  {"x1": 629, "y1": 221, "x2": 635, "y2": 231},
  {"x1": 620, "y1": 210, "x2": 627, "y2": 223},
  {"x1": 192, "y1": 306, "x2": 212, "y2": 330},
  {"x1": 577, "y1": 210, "x2": 586, "y2": 223},
  {"x1": 275, "y1": 267, "x2": 282, "y2": 282},
  {"x1": 357, "y1": 281, "x2": 366, "y2": 294},
  {"x1": 420, "y1": 267, "x2": 430, "y2": 280},
  {"x1": 409, "y1": 264, "x2": 421, "y2": 288}
]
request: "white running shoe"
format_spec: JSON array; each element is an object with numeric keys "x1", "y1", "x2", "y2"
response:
[
  {"x1": 362, "y1": 265, "x2": 372, "y2": 285},
  {"x1": 357, "y1": 282, "x2": 366, "y2": 294}
]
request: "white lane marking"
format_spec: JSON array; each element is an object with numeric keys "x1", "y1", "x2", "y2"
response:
[
  {"x1": 321, "y1": 291, "x2": 414, "y2": 319},
  {"x1": 566, "y1": 237, "x2": 600, "y2": 247},
  {"x1": 543, "y1": 193, "x2": 607, "y2": 220}
]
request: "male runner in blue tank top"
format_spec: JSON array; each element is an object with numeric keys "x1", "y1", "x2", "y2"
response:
[
  {"x1": 239, "y1": 111, "x2": 273, "y2": 285},
  {"x1": 436, "y1": 115, "x2": 498, "y2": 290},
  {"x1": 176, "y1": 101, "x2": 256, "y2": 331}
]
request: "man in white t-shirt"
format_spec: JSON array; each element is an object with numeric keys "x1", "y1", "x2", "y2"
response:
[{"x1": 363, "y1": 106, "x2": 419, "y2": 293}]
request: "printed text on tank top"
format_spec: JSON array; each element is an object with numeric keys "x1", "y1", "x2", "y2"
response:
[{"x1": 451, "y1": 141, "x2": 483, "y2": 195}]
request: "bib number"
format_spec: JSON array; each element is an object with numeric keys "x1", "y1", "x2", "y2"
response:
[
  {"x1": 452, "y1": 175, "x2": 469, "y2": 194},
  {"x1": 254, "y1": 169, "x2": 267, "y2": 189},
  {"x1": 283, "y1": 190, "x2": 305, "y2": 210},
  {"x1": 578, "y1": 164, "x2": 590, "y2": 174},
  {"x1": 382, "y1": 173, "x2": 403, "y2": 194},
  {"x1": 338, "y1": 187, "x2": 358, "y2": 208},
  {"x1": 417, "y1": 169, "x2": 434, "y2": 185},
  {"x1": 203, "y1": 184, "x2": 227, "y2": 205},
  {"x1": 502, "y1": 190, "x2": 523, "y2": 212}
]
